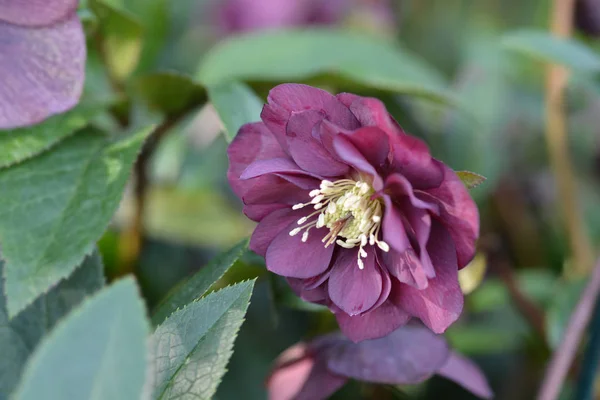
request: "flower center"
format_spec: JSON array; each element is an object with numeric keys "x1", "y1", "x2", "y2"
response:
[{"x1": 289, "y1": 179, "x2": 390, "y2": 269}]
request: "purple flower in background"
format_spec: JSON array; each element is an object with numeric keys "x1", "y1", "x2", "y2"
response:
[
  {"x1": 214, "y1": 0, "x2": 393, "y2": 35},
  {"x1": 576, "y1": 0, "x2": 600, "y2": 36},
  {"x1": 266, "y1": 324, "x2": 493, "y2": 400},
  {"x1": 0, "y1": 0, "x2": 86, "y2": 129},
  {"x1": 227, "y1": 84, "x2": 479, "y2": 341}
]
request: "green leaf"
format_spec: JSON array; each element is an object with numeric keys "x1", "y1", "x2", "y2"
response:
[
  {"x1": 150, "y1": 280, "x2": 255, "y2": 400},
  {"x1": 151, "y1": 240, "x2": 249, "y2": 325},
  {"x1": 135, "y1": 72, "x2": 207, "y2": 116},
  {"x1": 502, "y1": 30, "x2": 600, "y2": 72},
  {"x1": 0, "y1": 251, "x2": 104, "y2": 399},
  {"x1": 0, "y1": 100, "x2": 106, "y2": 170},
  {"x1": 13, "y1": 278, "x2": 149, "y2": 400},
  {"x1": 208, "y1": 82, "x2": 264, "y2": 142},
  {"x1": 196, "y1": 29, "x2": 454, "y2": 104},
  {"x1": 0, "y1": 126, "x2": 152, "y2": 317},
  {"x1": 456, "y1": 171, "x2": 487, "y2": 189},
  {"x1": 546, "y1": 279, "x2": 587, "y2": 348},
  {"x1": 91, "y1": 0, "x2": 144, "y2": 80}
]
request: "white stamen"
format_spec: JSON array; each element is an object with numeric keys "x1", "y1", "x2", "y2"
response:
[
  {"x1": 360, "y1": 248, "x2": 368, "y2": 258},
  {"x1": 372, "y1": 215, "x2": 381, "y2": 222},
  {"x1": 317, "y1": 213, "x2": 325, "y2": 228},
  {"x1": 360, "y1": 235, "x2": 368, "y2": 247},
  {"x1": 309, "y1": 189, "x2": 321, "y2": 197},
  {"x1": 377, "y1": 241, "x2": 390, "y2": 252},
  {"x1": 357, "y1": 259, "x2": 365, "y2": 270},
  {"x1": 289, "y1": 228, "x2": 301, "y2": 236},
  {"x1": 311, "y1": 195, "x2": 324, "y2": 204},
  {"x1": 314, "y1": 203, "x2": 324, "y2": 210},
  {"x1": 292, "y1": 203, "x2": 306, "y2": 210},
  {"x1": 301, "y1": 231, "x2": 309, "y2": 242},
  {"x1": 297, "y1": 217, "x2": 308, "y2": 224}
]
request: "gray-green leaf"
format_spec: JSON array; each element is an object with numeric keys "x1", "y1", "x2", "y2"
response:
[
  {"x1": 0, "y1": 100, "x2": 104, "y2": 170},
  {"x1": 150, "y1": 280, "x2": 255, "y2": 400},
  {"x1": 502, "y1": 30, "x2": 600, "y2": 72},
  {"x1": 196, "y1": 29, "x2": 454, "y2": 104},
  {"x1": 0, "y1": 251, "x2": 104, "y2": 399},
  {"x1": 135, "y1": 72, "x2": 207, "y2": 117},
  {"x1": 151, "y1": 240, "x2": 249, "y2": 326},
  {"x1": 207, "y1": 82, "x2": 264, "y2": 142},
  {"x1": 13, "y1": 278, "x2": 149, "y2": 400},
  {"x1": 0, "y1": 126, "x2": 152, "y2": 317}
]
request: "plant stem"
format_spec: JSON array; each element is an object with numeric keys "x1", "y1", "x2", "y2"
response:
[
  {"x1": 545, "y1": 0, "x2": 594, "y2": 276},
  {"x1": 537, "y1": 259, "x2": 600, "y2": 400}
]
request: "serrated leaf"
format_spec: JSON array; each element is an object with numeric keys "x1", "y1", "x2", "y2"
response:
[
  {"x1": 0, "y1": 126, "x2": 152, "y2": 317},
  {"x1": 13, "y1": 278, "x2": 149, "y2": 400},
  {"x1": 207, "y1": 82, "x2": 263, "y2": 142},
  {"x1": 151, "y1": 280, "x2": 255, "y2": 400},
  {"x1": 0, "y1": 251, "x2": 104, "y2": 399},
  {"x1": 502, "y1": 30, "x2": 600, "y2": 72},
  {"x1": 91, "y1": 0, "x2": 144, "y2": 80},
  {"x1": 196, "y1": 29, "x2": 455, "y2": 105},
  {"x1": 151, "y1": 240, "x2": 249, "y2": 325},
  {"x1": 456, "y1": 171, "x2": 486, "y2": 189},
  {"x1": 135, "y1": 72, "x2": 207, "y2": 116},
  {"x1": 0, "y1": 100, "x2": 105, "y2": 170}
]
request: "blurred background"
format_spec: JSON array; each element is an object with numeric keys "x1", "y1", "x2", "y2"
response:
[{"x1": 89, "y1": 0, "x2": 600, "y2": 398}]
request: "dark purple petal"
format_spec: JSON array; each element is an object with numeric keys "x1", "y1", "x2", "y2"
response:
[
  {"x1": 401, "y1": 201, "x2": 435, "y2": 278},
  {"x1": 332, "y1": 134, "x2": 384, "y2": 190},
  {"x1": 250, "y1": 208, "x2": 304, "y2": 256},
  {"x1": 370, "y1": 261, "x2": 391, "y2": 310},
  {"x1": 326, "y1": 324, "x2": 450, "y2": 384},
  {"x1": 389, "y1": 134, "x2": 445, "y2": 190},
  {"x1": 242, "y1": 176, "x2": 311, "y2": 206},
  {"x1": 328, "y1": 250, "x2": 383, "y2": 316},
  {"x1": 288, "y1": 278, "x2": 328, "y2": 303},
  {"x1": 338, "y1": 95, "x2": 404, "y2": 138},
  {"x1": 381, "y1": 196, "x2": 410, "y2": 253},
  {"x1": 0, "y1": 0, "x2": 78, "y2": 27},
  {"x1": 335, "y1": 298, "x2": 411, "y2": 343},
  {"x1": 421, "y1": 163, "x2": 480, "y2": 269},
  {"x1": 0, "y1": 15, "x2": 85, "y2": 129},
  {"x1": 384, "y1": 174, "x2": 439, "y2": 213},
  {"x1": 241, "y1": 158, "x2": 323, "y2": 181},
  {"x1": 244, "y1": 204, "x2": 288, "y2": 221},
  {"x1": 380, "y1": 248, "x2": 429, "y2": 289},
  {"x1": 397, "y1": 222, "x2": 463, "y2": 333},
  {"x1": 227, "y1": 122, "x2": 287, "y2": 198},
  {"x1": 267, "y1": 343, "x2": 347, "y2": 400},
  {"x1": 266, "y1": 222, "x2": 334, "y2": 279},
  {"x1": 343, "y1": 126, "x2": 391, "y2": 171},
  {"x1": 287, "y1": 110, "x2": 350, "y2": 177},
  {"x1": 437, "y1": 352, "x2": 493, "y2": 399}
]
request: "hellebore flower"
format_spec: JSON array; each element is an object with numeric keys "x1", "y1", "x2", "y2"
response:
[
  {"x1": 267, "y1": 324, "x2": 493, "y2": 400},
  {"x1": 0, "y1": 0, "x2": 86, "y2": 129},
  {"x1": 227, "y1": 84, "x2": 479, "y2": 341}
]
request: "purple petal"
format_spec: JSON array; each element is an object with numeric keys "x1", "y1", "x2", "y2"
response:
[
  {"x1": 397, "y1": 222, "x2": 463, "y2": 333},
  {"x1": 0, "y1": 15, "x2": 85, "y2": 129},
  {"x1": 267, "y1": 343, "x2": 347, "y2": 400},
  {"x1": 381, "y1": 196, "x2": 410, "y2": 253},
  {"x1": 401, "y1": 201, "x2": 435, "y2": 278},
  {"x1": 338, "y1": 95, "x2": 404, "y2": 138},
  {"x1": 227, "y1": 122, "x2": 288, "y2": 198},
  {"x1": 384, "y1": 173, "x2": 439, "y2": 213},
  {"x1": 250, "y1": 208, "x2": 304, "y2": 256},
  {"x1": 241, "y1": 157, "x2": 323, "y2": 181},
  {"x1": 244, "y1": 204, "x2": 288, "y2": 221},
  {"x1": 288, "y1": 278, "x2": 328, "y2": 303},
  {"x1": 266, "y1": 221, "x2": 334, "y2": 279},
  {"x1": 332, "y1": 134, "x2": 384, "y2": 190},
  {"x1": 390, "y1": 134, "x2": 445, "y2": 190},
  {"x1": 437, "y1": 352, "x2": 493, "y2": 399},
  {"x1": 0, "y1": 0, "x2": 78, "y2": 27},
  {"x1": 421, "y1": 163, "x2": 479, "y2": 269},
  {"x1": 328, "y1": 249, "x2": 383, "y2": 316},
  {"x1": 242, "y1": 175, "x2": 311, "y2": 206},
  {"x1": 335, "y1": 298, "x2": 411, "y2": 343},
  {"x1": 343, "y1": 126, "x2": 391, "y2": 170},
  {"x1": 380, "y1": 248, "x2": 429, "y2": 289},
  {"x1": 287, "y1": 110, "x2": 350, "y2": 177},
  {"x1": 326, "y1": 324, "x2": 450, "y2": 384},
  {"x1": 371, "y1": 261, "x2": 391, "y2": 310}
]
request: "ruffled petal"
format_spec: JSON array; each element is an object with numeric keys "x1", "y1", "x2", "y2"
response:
[
  {"x1": 250, "y1": 208, "x2": 304, "y2": 256},
  {"x1": 0, "y1": 0, "x2": 78, "y2": 27},
  {"x1": 328, "y1": 249, "x2": 383, "y2": 316},
  {"x1": 241, "y1": 157, "x2": 323, "y2": 181},
  {"x1": 335, "y1": 297, "x2": 411, "y2": 343},
  {"x1": 0, "y1": 15, "x2": 85, "y2": 129},
  {"x1": 421, "y1": 163, "x2": 479, "y2": 268},
  {"x1": 384, "y1": 173, "x2": 439, "y2": 213},
  {"x1": 332, "y1": 134, "x2": 384, "y2": 190},
  {"x1": 338, "y1": 95, "x2": 404, "y2": 138},
  {"x1": 244, "y1": 203, "x2": 288, "y2": 221},
  {"x1": 389, "y1": 134, "x2": 445, "y2": 189},
  {"x1": 266, "y1": 222, "x2": 334, "y2": 279},
  {"x1": 343, "y1": 126, "x2": 391, "y2": 171},
  {"x1": 437, "y1": 352, "x2": 493, "y2": 399},
  {"x1": 381, "y1": 195, "x2": 410, "y2": 253},
  {"x1": 287, "y1": 110, "x2": 350, "y2": 177},
  {"x1": 396, "y1": 222, "x2": 463, "y2": 333},
  {"x1": 401, "y1": 202, "x2": 435, "y2": 278},
  {"x1": 380, "y1": 248, "x2": 429, "y2": 289},
  {"x1": 227, "y1": 122, "x2": 287, "y2": 198},
  {"x1": 326, "y1": 324, "x2": 449, "y2": 383}
]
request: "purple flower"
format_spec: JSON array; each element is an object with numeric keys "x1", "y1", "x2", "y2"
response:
[
  {"x1": 576, "y1": 0, "x2": 600, "y2": 36},
  {"x1": 227, "y1": 84, "x2": 479, "y2": 341},
  {"x1": 266, "y1": 324, "x2": 493, "y2": 400},
  {"x1": 0, "y1": 0, "x2": 86, "y2": 129}
]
